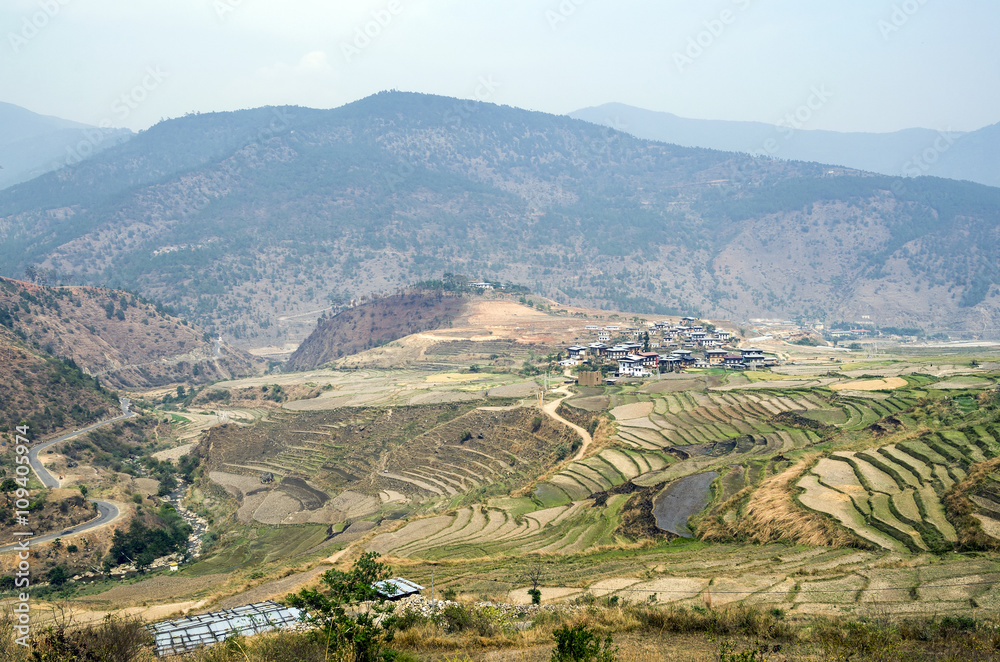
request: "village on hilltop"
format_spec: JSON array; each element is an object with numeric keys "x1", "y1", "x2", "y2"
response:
[{"x1": 563, "y1": 316, "x2": 776, "y2": 381}]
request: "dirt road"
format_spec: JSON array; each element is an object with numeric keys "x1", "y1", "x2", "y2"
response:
[{"x1": 542, "y1": 373, "x2": 593, "y2": 461}]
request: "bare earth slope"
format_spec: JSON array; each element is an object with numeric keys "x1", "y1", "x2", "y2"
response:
[
  {"x1": 0, "y1": 277, "x2": 263, "y2": 388},
  {"x1": 0, "y1": 325, "x2": 116, "y2": 435},
  {"x1": 286, "y1": 290, "x2": 466, "y2": 370}
]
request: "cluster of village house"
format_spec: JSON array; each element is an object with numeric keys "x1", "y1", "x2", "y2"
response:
[{"x1": 564, "y1": 317, "x2": 775, "y2": 378}]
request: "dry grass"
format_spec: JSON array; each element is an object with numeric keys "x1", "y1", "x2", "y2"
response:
[
  {"x1": 944, "y1": 456, "x2": 1000, "y2": 551},
  {"x1": 7, "y1": 600, "x2": 1000, "y2": 661},
  {"x1": 699, "y1": 457, "x2": 873, "y2": 549},
  {"x1": 831, "y1": 378, "x2": 908, "y2": 392}
]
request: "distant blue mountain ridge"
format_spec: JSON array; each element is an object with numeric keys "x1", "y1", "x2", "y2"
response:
[
  {"x1": 0, "y1": 102, "x2": 132, "y2": 189},
  {"x1": 570, "y1": 103, "x2": 999, "y2": 189}
]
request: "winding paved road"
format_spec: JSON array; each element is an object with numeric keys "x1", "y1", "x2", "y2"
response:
[{"x1": 0, "y1": 414, "x2": 131, "y2": 552}]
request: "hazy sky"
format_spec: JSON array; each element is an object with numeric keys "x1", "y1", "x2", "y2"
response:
[{"x1": 3, "y1": 0, "x2": 998, "y2": 133}]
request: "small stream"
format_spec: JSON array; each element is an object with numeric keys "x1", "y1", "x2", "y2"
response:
[
  {"x1": 652, "y1": 471, "x2": 718, "y2": 537},
  {"x1": 164, "y1": 481, "x2": 210, "y2": 558}
]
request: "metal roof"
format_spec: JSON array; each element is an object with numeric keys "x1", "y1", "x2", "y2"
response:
[
  {"x1": 148, "y1": 601, "x2": 304, "y2": 656},
  {"x1": 372, "y1": 577, "x2": 424, "y2": 599}
]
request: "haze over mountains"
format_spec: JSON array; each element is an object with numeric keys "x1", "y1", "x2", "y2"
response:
[
  {"x1": 0, "y1": 102, "x2": 132, "y2": 190},
  {"x1": 571, "y1": 103, "x2": 1000, "y2": 190},
  {"x1": 0, "y1": 92, "x2": 998, "y2": 345}
]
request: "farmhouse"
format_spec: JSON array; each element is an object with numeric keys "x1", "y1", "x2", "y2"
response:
[
  {"x1": 606, "y1": 343, "x2": 641, "y2": 360},
  {"x1": 741, "y1": 347, "x2": 766, "y2": 367},
  {"x1": 617, "y1": 355, "x2": 649, "y2": 377},
  {"x1": 724, "y1": 354, "x2": 744, "y2": 369},
  {"x1": 566, "y1": 345, "x2": 588, "y2": 360},
  {"x1": 588, "y1": 342, "x2": 609, "y2": 356},
  {"x1": 639, "y1": 351, "x2": 660, "y2": 369},
  {"x1": 670, "y1": 349, "x2": 694, "y2": 364},
  {"x1": 705, "y1": 349, "x2": 727, "y2": 365}
]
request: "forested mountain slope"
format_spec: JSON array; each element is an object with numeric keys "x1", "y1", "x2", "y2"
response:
[{"x1": 1, "y1": 92, "x2": 998, "y2": 342}]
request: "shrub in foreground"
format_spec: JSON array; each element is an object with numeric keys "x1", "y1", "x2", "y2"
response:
[{"x1": 551, "y1": 623, "x2": 617, "y2": 662}]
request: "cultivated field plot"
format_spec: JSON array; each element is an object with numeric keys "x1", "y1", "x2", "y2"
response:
[
  {"x1": 146, "y1": 358, "x2": 999, "y2": 621},
  {"x1": 796, "y1": 423, "x2": 1000, "y2": 551},
  {"x1": 201, "y1": 369, "x2": 538, "y2": 412},
  {"x1": 543, "y1": 381, "x2": 919, "y2": 504},
  {"x1": 366, "y1": 495, "x2": 630, "y2": 560},
  {"x1": 202, "y1": 400, "x2": 581, "y2": 526},
  {"x1": 394, "y1": 539, "x2": 1000, "y2": 616}
]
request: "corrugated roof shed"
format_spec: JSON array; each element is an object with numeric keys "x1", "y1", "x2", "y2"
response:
[
  {"x1": 148, "y1": 601, "x2": 304, "y2": 656},
  {"x1": 372, "y1": 577, "x2": 424, "y2": 600}
]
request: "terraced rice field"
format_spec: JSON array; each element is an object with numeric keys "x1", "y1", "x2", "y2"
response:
[
  {"x1": 796, "y1": 423, "x2": 1000, "y2": 551},
  {"x1": 538, "y1": 387, "x2": 917, "y2": 505},
  {"x1": 366, "y1": 495, "x2": 630, "y2": 559},
  {"x1": 394, "y1": 539, "x2": 1000, "y2": 616}
]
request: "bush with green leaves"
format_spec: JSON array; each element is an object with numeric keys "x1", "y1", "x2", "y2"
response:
[
  {"x1": 551, "y1": 624, "x2": 617, "y2": 662},
  {"x1": 428, "y1": 602, "x2": 516, "y2": 638},
  {"x1": 286, "y1": 551, "x2": 399, "y2": 662}
]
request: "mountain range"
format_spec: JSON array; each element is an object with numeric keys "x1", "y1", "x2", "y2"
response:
[
  {"x1": 0, "y1": 102, "x2": 132, "y2": 190},
  {"x1": 0, "y1": 91, "x2": 998, "y2": 345},
  {"x1": 570, "y1": 103, "x2": 1000, "y2": 189}
]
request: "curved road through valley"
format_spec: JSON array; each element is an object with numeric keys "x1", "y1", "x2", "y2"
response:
[{"x1": 0, "y1": 414, "x2": 132, "y2": 553}]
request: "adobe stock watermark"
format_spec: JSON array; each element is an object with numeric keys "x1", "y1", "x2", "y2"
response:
[
  {"x1": 58, "y1": 65, "x2": 168, "y2": 168},
  {"x1": 190, "y1": 106, "x2": 294, "y2": 212},
  {"x1": 886, "y1": 128, "x2": 959, "y2": 198},
  {"x1": 545, "y1": 0, "x2": 589, "y2": 31},
  {"x1": 878, "y1": 0, "x2": 930, "y2": 40},
  {"x1": 341, "y1": 1, "x2": 403, "y2": 63},
  {"x1": 212, "y1": 0, "x2": 247, "y2": 21},
  {"x1": 761, "y1": 84, "x2": 834, "y2": 156},
  {"x1": 9, "y1": 424, "x2": 35, "y2": 648},
  {"x1": 383, "y1": 76, "x2": 500, "y2": 192},
  {"x1": 8, "y1": 0, "x2": 72, "y2": 54},
  {"x1": 714, "y1": 85, "x2": 833, "y2": 195},
  {"x1": 674, "y1": 0, "x2": 754, "y2": 73}
]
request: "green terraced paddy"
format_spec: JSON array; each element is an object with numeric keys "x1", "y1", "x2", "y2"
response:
[
  {"x1": 373, "y1": 495, "x2": 630, "y2": 560},
  {"x1": 798, "y1": 419, "x2": 997, "y2": 551}
]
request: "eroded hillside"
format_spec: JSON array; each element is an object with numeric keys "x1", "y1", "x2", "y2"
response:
[
  {"x1": 0, "y1": 277, "x2": 263, "y2": 388},
  {"x1": 286, "y1": 289, "x2": 466, "y2": 370},
  {"x1": 0, "y1": 324, "x2": 115, "y2": 436}
]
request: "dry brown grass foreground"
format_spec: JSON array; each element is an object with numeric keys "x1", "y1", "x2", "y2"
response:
[{"x1": 6, "y1": 600, "x2": 1000, "y2": 661}]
